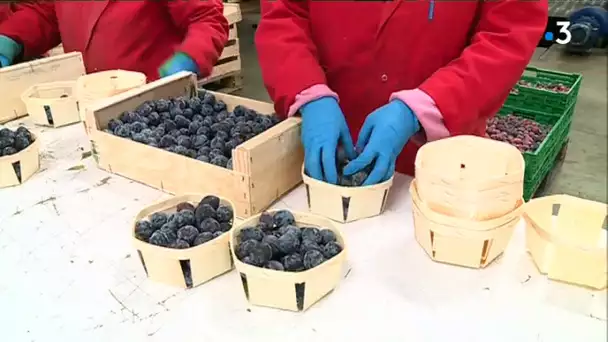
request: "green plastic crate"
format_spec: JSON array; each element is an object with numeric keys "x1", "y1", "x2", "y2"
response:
[
  {"x1": 506, "y1": 66, "x2": 582, "y2": 117},
  {"x1": 523, "y1": 121, "x2": 571, "y2": 201},
  {"x1": 496, "y1": 104, "x2": 574, "y2": 201}
]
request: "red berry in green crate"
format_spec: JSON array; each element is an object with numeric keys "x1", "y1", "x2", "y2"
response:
[
  {"x1": 486, "y1": 114, "x2": 551, "y2": 153},
  {"x1": 516, "y1": 80, "x2": 571, "y2": 93}
]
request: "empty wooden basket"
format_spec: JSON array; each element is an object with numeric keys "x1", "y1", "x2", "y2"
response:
[
  {"x1": 411, "y1": 180, "x2": 521, "y2": 268},
  {"x1": 231, "y1": 210, "x2": 348, "y2": 311},
  {"x1": 21, "y1": 81, "x2": 79, "y2": 128},
  {"x1": 524, "y1": 195, "x2": 607, "y2": 290},
  {"x1": 415, "y1": 135, "x2": 524, "y2": 221},
  {"x1": 75, "y1": 70, "x2": 146, "y2": 134},
  {"x1": 0, "y1": 52, "x2": 85, "y2": 124},
  {"x1": 132, "y1": 194, "x2": 235, "y2": 288},
  {"x1": 302, "y1": 166, "x2": 393, "y2": 223},
  {"x1": 0, "y1": 134, "x2": 40, "y2": 188}
]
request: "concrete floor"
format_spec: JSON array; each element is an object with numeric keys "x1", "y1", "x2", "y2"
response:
[{"x1": 232, "y1": 13, "x2": 607, "y2": 203}]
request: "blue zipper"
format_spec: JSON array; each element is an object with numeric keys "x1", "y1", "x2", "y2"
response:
[{"x1": 428, "y1": 0, "x2": 435, "y2": 21}]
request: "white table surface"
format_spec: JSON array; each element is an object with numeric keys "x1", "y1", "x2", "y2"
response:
[{"x1": 1, "y1": 120, "x2": 606, "y2": 342}]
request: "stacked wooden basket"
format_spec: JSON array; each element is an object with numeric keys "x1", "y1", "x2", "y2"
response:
[
  {"x1": 411, "y1": 135, "x2": 525, "y2": 268},
  {"x1": 76, "y1": 70, "x2": 147, "y2": 135}
]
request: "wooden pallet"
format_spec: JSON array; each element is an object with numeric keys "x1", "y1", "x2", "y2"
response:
[
  {"x1": 532, "y1": 138, "x2": 570, "y2": 198},
  {"x1": 199, "y1": 3, "x2": 243, "y2": 94},
  {"x1": 201, "y1": 70, "x2": 243, "y2": 94},
  {"x1": 227, "y1": 0, "x2": 259, "y2": 15}
]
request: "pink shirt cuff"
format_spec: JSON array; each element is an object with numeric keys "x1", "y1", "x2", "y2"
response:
[
  {"x1": 390, "y1": 88, "x2": 450, "y2": 143},
  {"x1": 287, "y1": 84, "x2": 339, "y2": 117}
]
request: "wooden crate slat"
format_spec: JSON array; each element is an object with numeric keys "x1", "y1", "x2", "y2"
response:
[
  {"x1": 229, "y1": 24, "x2": 238, "y2": 40},
  {"x1": 218, "y1": 39, "x2": 240, "y2": 60},
  {"x1": 224, "y1": 3, "x2": 242, "y2": 24}
]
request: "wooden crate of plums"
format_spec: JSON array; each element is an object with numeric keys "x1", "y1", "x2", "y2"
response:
[
  {"x1": 0, "y1": 52, "x2": 85, "y2": 124},
  {"x1": 231, "y1": 209, "x2": 347, "y2": 311},
  {"x1": 0, "y1": 126, "x2": 40, "y2": 188},
  {"x1": 86, "y1": 71, "x2": 303, "y2": 219},
  {"x1": 133, "y1": 194, "x2": 235, "y2": 288},
  {"x1": 302, "y1": 148, "x2": 394, "y2": 223}
]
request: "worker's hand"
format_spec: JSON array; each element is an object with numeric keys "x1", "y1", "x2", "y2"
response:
[
  {"x1": 159, "y1": 52, "x2": 200, "y2": 78},
  {"x1": 0, "y1": 35, "x2": 22, "y2": 67},
  {"x1": 300, "y1": 97, "x2": 357, "y2": 184},
  {"x1": 343, "y1": 100, "x2": 420, "y2": 185}
]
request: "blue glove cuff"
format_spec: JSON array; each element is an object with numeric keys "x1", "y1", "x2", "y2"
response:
[
  {"x1": 0, "y1": 35, "x2": 22, "y2": 65},
  {"x1": 300, "y1": 96, "x2": 339, "y2": 119},
  {"x1": 160, "y1": 52, "x2": 200, "y2": 77},
  {"x1": 0, "y1": 55, "x2": 9, "y2": 67},
  {"x1": 391, "y1": 99, "x2": 421, "y2": 133}
]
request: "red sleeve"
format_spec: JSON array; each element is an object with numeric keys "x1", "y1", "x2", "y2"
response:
[
  {"x1": 255, "y1": 0, "x2": 327, "y2": 118},
  {"x1": 0, "y1": 4, "x2": 13, "y2": 24},
  {"x1": 167, "y1": 0, "x2": 229, "y2": 78},
  {"x1": 0, "y1": 1, "x2": 60, "y2": 59},
  {"x1": 418, "y1": 0, "x2": 548, "y2": 135}
]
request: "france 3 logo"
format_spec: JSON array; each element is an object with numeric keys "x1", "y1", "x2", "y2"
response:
[{"x1": 544, "y1": 21, "x2": 572, "y2": 45}]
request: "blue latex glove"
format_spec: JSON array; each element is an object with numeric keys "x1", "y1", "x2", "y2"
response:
[
  {"x1": 343, "y1": 100, "x2": 420, "y2": 185},
  {"x1": 0, "y1": 35, "x2": 22, "y2": 67},
  {"x1": 300, "y1": 97, "x2": 357, "y2": 184},
  {"x1": 158, "y1": 52, "x2": 200, "y2": 78}
]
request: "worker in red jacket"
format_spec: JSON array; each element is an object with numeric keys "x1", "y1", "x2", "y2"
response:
[
  {"x1": 0, "y1": 1, "x2": 229, "y2": 80},
  {"x1": 256, "y1": 0, "x2": 547, "y2": 185}
]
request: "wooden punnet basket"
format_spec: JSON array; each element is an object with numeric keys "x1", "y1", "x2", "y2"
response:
[
  {"x1": 132, "y1": 194, "x2": 235, "y2": 288},
  {"x1": 231, "y1": 210, "x2": 348, "y2": 311},
  {"x1": 21, "y1": 81, "x2": 80, "y2": 128},
  {"x1": 0, "y1": 52, "x2": 85, "y2": 124},
  {"x1": 415, "y1": 135, "x2": 524, "y2": 221},
  {"x1": 524, "y1": 195, "x2": 607, "y2": 290},
  {"x1": 302, "y1": 166, "x2": 393, "y2": 223},
  {"x1": 75, "y1": 70, "x2": 147, "y2": 134},
  {"x1": 0, "y1": 134, "x2": 40, "y2": 188},
  {"x1": 411, "y1": 180, "x2": 522, "y2": 268}
]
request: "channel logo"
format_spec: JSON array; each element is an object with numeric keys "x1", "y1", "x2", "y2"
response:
[{"x1": 543, "y1": 21, "x2": 572, "y2": 45}]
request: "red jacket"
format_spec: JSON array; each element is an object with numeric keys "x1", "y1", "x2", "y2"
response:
[
  {"x1": 0, "y1": 2, "x2": 20, "y2": 24},
  {"x1": 256, "y1": 0, "x2": 547, "y2": 176},
  {"x1": 0, "y1": 2, "x2": 48, "y2": 60},
  {"x1": 0, "y1": 1, "x2": 229, "y2": 81},
  {"x1": 0, "y1": 5, "x2": 12, "y2": 24}
]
